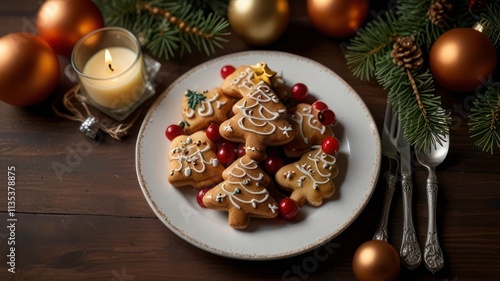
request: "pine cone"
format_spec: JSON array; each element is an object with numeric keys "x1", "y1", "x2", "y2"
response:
[
  {"x1": 427, "y1": 0, "x2": 453, "y2": 27},
  {"x1": 390, "y1": 37, "x2": 424, "y2": 70}
]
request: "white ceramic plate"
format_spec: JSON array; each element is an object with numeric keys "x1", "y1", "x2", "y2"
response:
[{"x1": 136, "y1": 51, "x2": 381, "y2": 260}]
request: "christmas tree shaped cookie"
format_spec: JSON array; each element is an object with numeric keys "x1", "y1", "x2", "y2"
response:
[
  {"x1": 180, "y1": 87, "x2": 233, "y2": 134},
  {"x1": 275, "y1": 145, "x2": 339, "y2": 207},
  {"x1": 221, "y1": 62, "x2": 289, "y2": 100},
  {"x1": 168, "y1": 131, "x2": 224, "y2": 189},
  {"x1": 284, "y1": 103, "x2": 334, "y2": 158},
  {"x1": 219, "y1": 81, "x2": 294, "y2": 161},
  {"x1": 202, "y1": 156, "x2": 279, "y2": 229}
]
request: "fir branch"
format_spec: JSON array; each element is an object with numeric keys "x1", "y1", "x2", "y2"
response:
[
  {"x1": 345, "y1": 11, "x2": 399, "y2": 81},
  {"x1": 480, "y1": 2, "x2": 500, "y2": 48},
  {"x1": 375, "y1": 52, "x2": 450, "y2": 152},
  {"x1": 95, "y1": 0, "x2": 230, "y2": 59},
  {"x1": 469, "y1": 83, "x2": 500, "y2": 154}
]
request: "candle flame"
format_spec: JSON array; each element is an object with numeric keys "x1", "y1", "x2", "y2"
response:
[
  {"x1": 105, "y1": 49, "x2": 112, "y2": 63},
  {"x1": 105, "y1": 49, "x2": 114, "y2": 72}
]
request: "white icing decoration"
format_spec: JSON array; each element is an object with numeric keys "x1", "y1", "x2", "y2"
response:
[
  {"x1": 289, "y1": 106, "x2": 327, "y2": 144},
  {"x1": 230, "y1": 67, "x2": 255, "y2": 91},
  {"x1": 294, "y1": 145, "x2": 337, "y2": 191},
  {"x1": 170, "y1": 138, "x2": 218, "y2": 176},
  {"x1": 219, "y1": 158, "x2": 271, "y2": 210},
  {"x1": 185, "y1": 92, "x2": 227, "y2": 118},
  {"x1": 235, "y1": 84, "x2": 287, "y2": 136},
  {"x1": 223, "y1": 123, "x2": 233, "y2": 132},
  {"x1": 268, "y1": 203, "x2": 278, "y2": 214},
  {"x1": 280, "y1": 126, "x2": 293, "y2": 138},
  {"x1": 216, "y1": 193, "x2": 226, "y2": 202}
]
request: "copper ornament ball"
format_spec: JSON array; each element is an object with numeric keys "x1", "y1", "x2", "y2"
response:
[
  {"x1": 228, "y1": 0, "x2": 289, "y2": 45},
  {"x1": 36, "y1": 0, "x2": 104, "y2": 57},
  {"x1": 0, "y1": 33, "x2": 60, "y2": 107},
  {"x1": 429, "y1": 28, "x2": 497, "y2": 92},
  {"x1": 352, "y1": 240, "x2": 400, "y2": 281},
  {"x1": 307, "y1": 0, "x2": 369, "y2": 38}
]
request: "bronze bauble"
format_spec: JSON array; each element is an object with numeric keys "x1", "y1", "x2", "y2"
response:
[
  {"x1": 228, "y1": 0, "x2": 289, "y2": 45},
  {"x1": 307, "y1": 0, "x2": 369, "y2": 38},
  {"x1": 352, "y1": 240, "x2": 400, "y2": 281},
  {"x1": 429, "y1": 28, "x2": 497, "y2": 92},
  {"x1": 36, "y1": 0, "x2": 104, "y2": 57},
  {"x1": 0, "y1": 33, "x2": 60, "y2": 106}
]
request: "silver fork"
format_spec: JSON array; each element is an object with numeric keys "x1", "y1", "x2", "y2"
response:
[
  {"x1": 373, "y1": 102, "x2": 398, "y2": 241},
  {"x1": 396, "y1": 117, "x2": 422, "y2": 270}
]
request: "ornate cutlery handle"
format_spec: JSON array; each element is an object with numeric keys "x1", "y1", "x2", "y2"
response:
[
  {"x1": 424, "y1": 176, "x2": 444, "y2": 273},
  {"x1": 373, "y1": 171, "x2": 397, "y2": 241},
  {"x1": 400, "y1": 175, "x2": 421, "y2": 270}
]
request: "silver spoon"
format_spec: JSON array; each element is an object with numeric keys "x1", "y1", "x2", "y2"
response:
[{"x1": 416, "y1": 134, "x2": 449, "y2": 274}]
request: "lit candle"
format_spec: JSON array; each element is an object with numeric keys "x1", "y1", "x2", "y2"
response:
[
  {"x1": 72, "y1": 27, "x2": 153, "y2": 120},
  {"x1": 80, "y1": 47, "x2": 145, "y2": 110}
]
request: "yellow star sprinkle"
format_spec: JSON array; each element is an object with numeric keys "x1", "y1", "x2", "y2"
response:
[{"x1": 250, "y1": 62, "x2": 277, "y2": 86}]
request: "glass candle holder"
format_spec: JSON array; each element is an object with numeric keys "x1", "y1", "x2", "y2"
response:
[{"x1": 71, "y1": 27, "x2": 158, "y2": 121}]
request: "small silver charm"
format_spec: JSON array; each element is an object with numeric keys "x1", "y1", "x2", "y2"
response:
[{"x1": 79, "y1": 117, "x2": 99, "y2": 139}]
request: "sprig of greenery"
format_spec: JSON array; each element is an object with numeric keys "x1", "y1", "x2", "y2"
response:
[
  {"x1": 469, "y1": 83, "x2": 500, "y2": 154},
  {"x1": 95, "y1": 0, "x2": 230, "y2": 59},
  {"x1": 345, "y1": 11, "x2": 399, "y2": 81},
  {"x1": 375, "y1": 52, "x2": 449, "y2": 151}
]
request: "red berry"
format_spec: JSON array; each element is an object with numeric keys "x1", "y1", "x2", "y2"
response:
[
  {"x1": 318, "y1": 109, "x2": 336, "y2": 125},
  {"x1": 196, "y1": 187, "x2": 211, "y2": 208},
  {"x1": 220, "y1": 65, "x2": 235, "y2": 79},
  {"x1": 322, "y1": 136, "x2": 340, "y2": 155},
  {"x1": 165, "y1": 124, "x2": 185, "y2": 141},
  {"x1": 237, "y1": 143, "x2": 246, "y2": 157},
  {"x1": 279, "y1": 198, "x2": 299, "y2": 220},
  {"x1": 264, "y1": 156, "x2": 284, "y2": 174},
  {"x1": 218, "y1": 144, "x2": 237, "y2": 166},
  {"x1": 206, "y1": 123, "x2": 221, "y2": 142},
  {"x1": 291, "y1": 83, "x2": 309, "y2": 101},
  {"x1": 311, "y1": 100, "x2": 328, "y2": 111}
]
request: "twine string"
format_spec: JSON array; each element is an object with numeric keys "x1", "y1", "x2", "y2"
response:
[{"x1": 52, "y1": 84, "x2": 141, "y2": 140}]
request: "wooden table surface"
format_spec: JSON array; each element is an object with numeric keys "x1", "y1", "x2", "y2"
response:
[{"x1": 1, "y1": 1, "x2": 500, "y2": 280}]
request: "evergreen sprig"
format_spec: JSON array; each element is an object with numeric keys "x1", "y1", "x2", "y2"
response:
[
  {"x1": 346, "y1": 1, "x2": 451, "y2": 152},
  {"x1": 346, "y1": 0, "x2": 500, "y2": 153},
  {"x1": 345, "y1": 11, "x2": 398, "y2": 81},
  {"x1": 375, "y1": 51, "x2": 449, "y2": 151},
  {"x1": 469, "y1": 83, "x2": 500, "y2": 154},
  {"x1": 95, "y1": 0, "x2": 230, "y2": 59}
]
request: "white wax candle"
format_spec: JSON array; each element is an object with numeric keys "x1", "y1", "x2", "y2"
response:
[{"x1": 81, "y1": 47, "x2": 145, "y2": 110}]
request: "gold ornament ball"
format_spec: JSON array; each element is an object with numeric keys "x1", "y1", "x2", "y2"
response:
[
  {"x1": 352, "y1": 240, "x2": 400, "y2": 281},
  {"x1": 36, "y1": 0, "x2": 104, "y2": 57},
  {"x1": 228, "y1": 0, "x2": 289, "y2": 45},
  {"x1": 429, "y1": 28, "x2": 497, "y2": 92},
  {"x1": 0, "y1": 33, "x2": 60, "y2": 107},
  {"x1": 307, "y1": 0, "x2": 369, "y2": 38}
]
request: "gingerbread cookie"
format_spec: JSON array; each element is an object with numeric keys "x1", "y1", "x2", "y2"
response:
[
  {"x1": 168, "y1": 131, "x2": 224, "y2": 189},
  {"x1": 219, "y1": 81, "x2": 295, "y2": 161},
  {"x1": 202, "y1": 156, "x2": 279, "y2": 229},
  {"x1": 284, "y1": 103, "x2": 334, "y2": 158},
  {"x1": 275, "y1": 145, "x2": 339, "y2": 207},
  {"x1": 221, "y1": 62, "x2": 290, "y2": 101},
  {"x1": 180, "y1": 87, "x2": 233, "y2": 134}
]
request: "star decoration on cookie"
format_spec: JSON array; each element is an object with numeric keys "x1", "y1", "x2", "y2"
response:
[{"x1": 251, "y1": 62, "x2": 277, "y2": 86}]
